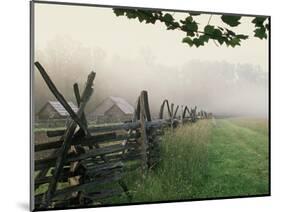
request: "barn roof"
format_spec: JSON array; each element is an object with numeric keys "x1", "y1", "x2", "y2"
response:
[
  {"x1": 48, "y1": 101, "x2": 78, "y2": 117},
  {"x1": 92, "y1": 96, "x2": 134, "y2": 116}
]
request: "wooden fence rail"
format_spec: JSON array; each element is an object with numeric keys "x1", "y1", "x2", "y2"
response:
[{"x1": 33, "y1": 61, "x2": 212, "y2": 210}]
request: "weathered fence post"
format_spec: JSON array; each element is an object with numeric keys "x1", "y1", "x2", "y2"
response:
[
  {"x1": 33, "y1": 61, "x2": 213, "y2": 208},
  {"x1": 35, "y1": 62, "x2": 96, "y2": 208},
  {"x1": 173, "y1": 105, "x2": 179, "y2": 128},
  {"x1": 170, "y1": 103, "x2": 174, "y2": 128},
  {"x1": 138, "y1": 91, "x2": 150, "y2": 175},
  {"x1": 159, "y1": 100, "x2": 171, "y2": 120},
  {"x1": 180, "y1": 105, "x2": 184, "y2": 126}
]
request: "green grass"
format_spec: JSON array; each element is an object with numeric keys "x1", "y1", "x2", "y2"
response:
[
  {"x1": 102, "y1": 118, "x2": 269, "y2": 205},
  {"x1": 35, "y1": 118, "x2": 269, "y2": 206},
  {"x1": 198, "y1": 118, "x2": 269, "y2": 198},
  {"x1": 228, "y1": 117, "x2": 268, "y2": 135}
]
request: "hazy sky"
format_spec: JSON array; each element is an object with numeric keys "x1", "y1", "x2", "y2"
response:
[
  {"x1": 33, "y1": 3, "x2": 269, "y2": 117},
  {"x1": 34, "y1": 3, "x2": 269, "y2": 71}
]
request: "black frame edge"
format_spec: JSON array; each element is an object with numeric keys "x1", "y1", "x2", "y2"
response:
[{"x1": 30, "y1": 1, "x2": 271, "y2": 211}]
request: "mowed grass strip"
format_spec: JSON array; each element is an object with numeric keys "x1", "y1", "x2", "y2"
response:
[
  {"x1": 104, "y1": 118, "x2": 269, "y2": 205},
  {"x1": 200, "y1": 118, "x2": 269, "y2": 198}
]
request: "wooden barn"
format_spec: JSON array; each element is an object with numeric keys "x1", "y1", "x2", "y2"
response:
[
  {"x1": 36, "y1": 101, "x2": 78, "y2": 120},
  {"x1": 90, "y1": 96, "x2": 134, "y2": 123}
]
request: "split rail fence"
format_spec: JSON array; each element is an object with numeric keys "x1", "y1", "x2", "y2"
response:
[{"x1": 33, "y1": 62, "x2": 211, "y2": 209}]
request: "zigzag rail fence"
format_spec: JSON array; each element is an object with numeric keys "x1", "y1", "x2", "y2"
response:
[{"x1": 33, "y1": 61, "x2": 212, "y2": 209}]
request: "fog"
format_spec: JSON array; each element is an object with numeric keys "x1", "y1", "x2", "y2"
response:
[
  {"x1": 34, "y1": 37, "x2": 268, "y2": 118},
  {"x1": 34, "y1": 4, "x2": 269, "y2": 118}
]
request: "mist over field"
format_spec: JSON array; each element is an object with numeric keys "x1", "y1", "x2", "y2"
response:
[
  {"x1": 34, "y1": 38, "x2": 268, "y2": 118},
  {"x1": 34, "y1": 4, "x2": 269, "y2": 119}
]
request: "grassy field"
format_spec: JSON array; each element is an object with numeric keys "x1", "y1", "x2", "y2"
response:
[
  {"x1": 103, "y1": 117, "x2": 269, "y2": 205},
  {"x1": 35, "y1": 117, "x2": 269, "y2": 206}
]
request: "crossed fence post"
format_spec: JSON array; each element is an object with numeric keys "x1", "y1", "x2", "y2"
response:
[
  {"x1": 159, "y1": 100, "x2": 179, "y2": 129},
  {"x1": 134, "y1": 91, "x2": 152, "y2": 175},
  {"x1": 34, "y1": 61, "x2": 211, "y2": 208},
  {"x1": 34, "y1": 62, "x2": 97, "y2": 208}
]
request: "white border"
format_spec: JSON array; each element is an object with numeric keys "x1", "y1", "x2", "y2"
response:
[{"x1": 0, "y1": 0, "x2": 280, "y2": 212}]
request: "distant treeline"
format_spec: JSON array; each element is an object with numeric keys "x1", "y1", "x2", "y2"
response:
[{"x1": 34, "y1": 38, "x2": 268, "y2": 117}]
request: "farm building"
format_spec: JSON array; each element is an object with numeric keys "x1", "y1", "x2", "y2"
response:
[
  {"x1": 90, "y1": 96, "x2": 134, "y2": 123},
  {"x1": 36, "y1": 101, "x2": 78, "y2": 120}
]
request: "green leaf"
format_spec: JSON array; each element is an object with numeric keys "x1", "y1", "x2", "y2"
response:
[
  {"x1": 137, "y1": 14, "x2": 145, "y2": 22},
  {"x1": 213, "y1": 29, "x2": 222, "y2": 38},
  {"x1": 137, "y1": 11, "x2": 150, "y2": 23},
  {"x1": 204, "y1": 26, "x2": 222, "y2": 39},
  {"x1": 113, "y1": 9, "x2": 126, "y2": 16},
  {"x1": 126, "y1": 10, "x2": 137, "y2": 19},
  {"x1": 185, "y1": 21, "x2": 198, "y2": 32},
  {"x1": 145, "y1": 16, "x2": 157, "y2": 24},
  {"x1": 204, "y1": 25, "x2": 215, "y2": 34},
  {"x1": 221, "y1": 15, "x2": 241, "y2": 27},
  {"x1": 228, "y1": 37, "x2": 241, "y2": 47},
  {"x1": 167, "y1": 22, "x2": 180, "y2": 30},
  {"x1": 163, "y1": 13, "x2": 174, "y2": 22},
  {"x1": 226, "y1": 29, "x2": 236, "y2": 36},
  {"x1": 193, "y1": 38, "x2": 204, "y2": 47},
  {"x1": 113, "y1": 9, "x2": 268, "y2": 48},
  {"x1": 185, "y1": 16, "x2": 193, "y2": 23},
  {"x1": 198, "y1": 35, "x2": 209, "y2": 43},
  {"x1": 182, "y1": 37, "x2": 193, "y2": 47},
  {"x1": 236, "y1": 34, "x2": 249, "y2": 39},
  {"x1": 182, "y1": 20, "x2": 198, "y2": 34},
  {"x1": 217, "y1": 37, "x2": 225, "y2": 45},
  {"x1": 265, "y1": 23, "x2": 270, "y2": 30},
  {"x1": 186, "y1": 31, "x2": 195, "y2": 37},
  {"x1": 254, "y1": 27, "x2": 267, "y2": 39},
  {"x1": 252, "y1": 17, "x2": 267, "y2": 27}
]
